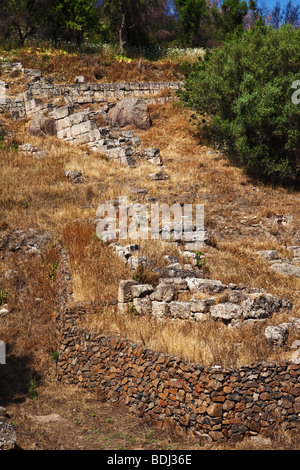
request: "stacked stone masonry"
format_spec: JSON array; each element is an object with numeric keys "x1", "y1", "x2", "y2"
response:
[
  {"x1": 117, "y1": 278, "x2": 295, "y2": 326},
  {"x1": 55, "y1": 247, "x2": 300, "y2": 443}
]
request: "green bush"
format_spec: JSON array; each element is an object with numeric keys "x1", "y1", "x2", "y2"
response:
[{"x1": 179, "y1": 24, "x2": 300, "y2": 183}]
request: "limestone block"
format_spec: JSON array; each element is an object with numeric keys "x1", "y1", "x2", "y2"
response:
[
  {"x1": 71, "y1": 121, "x2": 92, "y2": 137},
  {"x1": 210, "y1": 303, "x2": 242, "y2": 323},
  {"x1": 169, "y1": 301, "x2": 191, "y2": 319},
  {"x1": 51, "y1": 105, "x2": 70, "y2": 120},
  {"x1": 132, "y1": 298, "x2": 152, "y2": 316},
  {"x1": 150, "y1": 283, "x2": 176, "y2": 302},
  {"x1": 151, "y1": 301, "x2": 170, "y2": 318},
  {"x1": 186, "y1": 278, "x2": 227, "y2": 293},
  {"x1": 131, "y1": 284, "x2": 154, "y2": 298},
  {"x1": 118, "y1": 280, "x2": 139, "y2": 303}
]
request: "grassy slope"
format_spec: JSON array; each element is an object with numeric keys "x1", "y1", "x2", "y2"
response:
[{"x1": 0, "y1": 48, "x2": 299, "y2": 450}]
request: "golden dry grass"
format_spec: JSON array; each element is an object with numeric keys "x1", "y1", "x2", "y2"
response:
[
  {"x1": 0, "y1": 52, "x2": 299, "y2": 450},
  {"x1": 1, "y1": 47, "x2": 184, "y2": 84}
]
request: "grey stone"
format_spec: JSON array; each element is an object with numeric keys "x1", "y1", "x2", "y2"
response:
[
  {"x1": 150, "y1": 284, "x2": 176, "y2": 302},
  {"x1": 265, "y1": 324, "x2": 289, "y2": 347},
  {"x1": 169, "y1": 301, "x2": 191, "y2": 319},
  {"x1": 65, "y1": 170, "x2": 83, "y2": 184},
  {"x1": 29, "y1": 113, "x2": 57, "y2": 137},
  {"x1": 190, "y1": 297, "x2": 215, "y2": 313},
  {"x1": 148, "y1": 172, "x2": 169, "y2": 181},
  {"x1": 186, "y1": 278, "x2": 227, "y2": 293},
  {"x1": 210, "y1": 303, "x2": 242, "y2": 323},
  {"x1": 270, "y1": 262, "x2": 300, "y2": 279},
  {"x1": 0, "y1": 421, "x2": 16, "y2": 450},
  {"x1": 0, "y1": 228, "x2": 51, "y2": 253},
  {"x1": 75, "y1": 75, "x2": 85, "y2": 83},
  {"x1": 158, "y1": 278, "x2": 188, "y2": 291},
  {"x1": 108, "y1": 98, "x2": 152, "y2": 130},
  {"x1": 118, "y1": 280, "x2": 139, "y2": 303},
  {"x1": 257, "y1": 250, "x2": 278, "y2": 260},
  {"x1": 132, "y1": 297, "x2": 152, "y2": 316},
  {"x1": 241, "y1": 293, "x2": 283, "y2": 319},
  {"x1": 151, "y1": 301, "x2": 170, "y2": 318},
  {"x1": 131, "y1": 284, "x2": 154, "y2": 298}
]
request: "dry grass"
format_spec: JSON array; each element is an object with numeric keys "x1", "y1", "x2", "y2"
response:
[
  {"x1": 0, "y1": 56, "x2": 299, "y2": 449},
  {"x1": 79, "y1": 305, "x2": 299, "y2": 369},
  {"x1": 2, "y1": 47, "x2": 184, "y2": 84}
]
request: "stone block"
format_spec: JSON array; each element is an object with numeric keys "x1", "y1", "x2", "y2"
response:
[
  {"x1": 210, "y1": 303, "x2": 242, "y2": 323},
  {"x1": 71, "y1": 121, "x2": 92, "y2": 137},
  {"x1": 169, "y1": 301, "x2": 191, "y2": 319},
  {"x1": 150, "y1": 283, "x2": 176, "y2": 302},
  {"x1": 51, "y1": 105, "x2": 70, "y2": 120},
  {"x1": 151, "y1": 301, "x2": 170, "y2": 318},
  {"x1": 118, "y1": 280, "x2": 138, "y2": 303},
  {"x1": 186, "y1": 278, "x2": 227, "y2": 293},
  {"x1": 132, "y1": 298, "x2": 152, "y2": 316},
  {"x1": 131, "y1": 284, "x2": 154, "y2": 298}
]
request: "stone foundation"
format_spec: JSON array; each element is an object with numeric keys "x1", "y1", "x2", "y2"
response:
[{"x1": 55, "y1": 246, "x2": 300, "y2": 444}]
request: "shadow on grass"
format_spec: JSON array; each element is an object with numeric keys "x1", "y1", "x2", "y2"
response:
[{"x1": 0, "y1": 344, "x2": 41, "y2": 407}]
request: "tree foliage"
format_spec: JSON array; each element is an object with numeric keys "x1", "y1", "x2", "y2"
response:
[{"x1": 179, "y1": 24, "x2": 300, "y2": 183}]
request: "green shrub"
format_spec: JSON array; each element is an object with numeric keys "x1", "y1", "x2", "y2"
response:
[{"x1": 179, "y1": 24, "x2": 300, "y2": 183}]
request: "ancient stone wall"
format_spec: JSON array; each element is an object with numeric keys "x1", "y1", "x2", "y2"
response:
[{"x1": 55, "y1": 246, "x2": 300, "y2": 444}]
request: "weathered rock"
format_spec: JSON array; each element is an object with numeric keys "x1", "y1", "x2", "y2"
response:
[
  {"x1": 150, "y1": 283, "x2": 176, "y2": 302},
  {"x1": 190, "y1": 297, "x2": 215, "y2": 313},
  {"x1": 108, "y1": 98, "x2": 152, "y2": 130},
  {"x1": 186, "y1": 278, "x2": 227, "y2": 293},
  {"x1": 118, "y1": 280, "x2": 138, "y2": 303},
  {"x1": 65, "y1": 170, "x2": 83, "y2": 184},
  {"x1": 210, "y1": 303, "x2": 242, "y2": 323},
  {"x1": 19, "y1": 143, "x2": 46, "y2": 158},
  {"x1": 0, "y1": 421, "x2": 16, "y2": 450},
  {"x1": 75, "y1": 75, "x2": 85, "y2": 83},
  {"x1": 241, "y1": 293, "x2": 283, "y2": 319},
  {"x1": 132, "y1": 297, "x2": 152, "y2": 316},
  {"x1": 158, "y1": 278, "x2": 188, "y2": 291},
  {"x1": 257, "y1": 250, "x2": 278, "y2": 260},
  {"x1": 131, "y1": 284, "x2": 154, "y2": 298},
  {"x1": 29, "y1": 112, "x2": 56, "y2": 137},
  {"x1": 151, "y1": 301, "x2": 170, "y2": 318},
  {"x1": 143, "y1": 148, "x2": 162, "y2": 165},
  {"x1": 0, "y1": 228, "x2": 51, "y2": 253},
  {"x1": 270, "y1": 262, "x2": 300, "y2": 279},
  {"x1": 169, "y1": 301, "x2": 191, "y2": 319},
  {"x1": 265, "y1": 324, "x2": 290, "y2": 347},
  {"x1": 148, "y1": 172, "x2": 169, "y2": 181}
]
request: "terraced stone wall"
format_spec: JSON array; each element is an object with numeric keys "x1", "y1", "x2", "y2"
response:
[{"x1": 55, "y1": 247, "x2": 300, "y2": 444}]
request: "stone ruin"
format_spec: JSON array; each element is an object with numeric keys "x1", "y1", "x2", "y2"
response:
[{"x1": 0, "y1": 60, "x2": 181, "y2": 169}]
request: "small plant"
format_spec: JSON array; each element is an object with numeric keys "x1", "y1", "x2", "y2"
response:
[
  {"x1": 49, "y1": 260, "x2": 59, "y2": 280},
  {"x1": 193, "y1": 250, "x2": 207, "y2": 269},
  {"x1": 51, "y1": 350, "x2": 59, "y2": 362},
  {"x1": 133, "y1": 264, "x2": 145, "y2": 283},
  {"x1": 106, "y1": 418, "x2": 115, "y2": 424},
  {"x1": 0, "y1": 289, "x2": 9, "y2": 306},
  {"x1": 28, "y1": 377, "x2": 38, "y2": 400},
  {"x1": 129, "y1": 303, "x2": 137, "y2": 316}
]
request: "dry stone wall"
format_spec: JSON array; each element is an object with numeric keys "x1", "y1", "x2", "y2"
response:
[
  {"x1": 55, "y1": 246, "x2": 300, "y2": 444},
  {"x1": 0, "y1": 61, "x2": 180, "y2": 166},
  {"x1": 117, "y1": 277, "x2": 295, "y2": 326}
]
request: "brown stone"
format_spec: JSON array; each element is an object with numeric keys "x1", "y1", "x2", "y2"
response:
[
  {"x1": 209, "y1": 431, "x2": 224, "y2": 441},
  {"x1": 223, "y1": 400, "x2": 235, "y2": 411},
  {"x1": 207, "y1": 403, "x2": 223, "y2": 417},
  {"x1": 260, "y1": 392, "x2": 273, "y2": 400}
]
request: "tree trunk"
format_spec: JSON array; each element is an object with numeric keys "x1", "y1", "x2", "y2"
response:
[{"x1": 119, "y1": 12, "x2": 126, "y2": 54}]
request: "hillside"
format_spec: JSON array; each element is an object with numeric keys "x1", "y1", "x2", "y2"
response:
[{"x1": 0, "y1": 48, "x2": 299, "y2": 451}]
